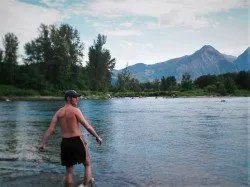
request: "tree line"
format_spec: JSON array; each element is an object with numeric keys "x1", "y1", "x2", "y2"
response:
[
  {"x1": 0, "y1": 23, "x2": 115, "y2": 93},
  {"x1": 115, "y1": 68, "x2": 250, "y2": 96},
  {"x1": 0, "y1": 23, "x2": 249, "y2": 96}
]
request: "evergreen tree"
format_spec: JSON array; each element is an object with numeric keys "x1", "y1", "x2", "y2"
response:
[
  {"x1": 1, "y1": 33, "x2": 19, "y2": 84},
  {"x1": 86, "y1": 34, "x2": 115, "y2": 91}
]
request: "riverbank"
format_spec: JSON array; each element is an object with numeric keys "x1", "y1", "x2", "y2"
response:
[
  {"x1": 1, "y1": 91, "x2": 250, "y2": 101},
  {"x1": 1, "y1": 84, "x2": 250, "y2": 100}
]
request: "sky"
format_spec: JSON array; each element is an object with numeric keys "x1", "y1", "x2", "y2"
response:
[{"x1": 0, "y1": 0, "x2": 249, "y2": 70}]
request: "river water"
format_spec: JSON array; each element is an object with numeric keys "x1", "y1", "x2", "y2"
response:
[{"x1": 0, "y1": 97, "x2": 249, "y2": 187}]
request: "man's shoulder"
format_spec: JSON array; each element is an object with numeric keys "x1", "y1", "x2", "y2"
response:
[
  {"x1": 68, "y1": 106, "x2": 81, "y2": 113},
  {"x1": 57, "y1": 106, "x2": 65, "y2": 112},
  {"x1": 73, "y1": 107, "x2": 81, "y2": 113},
  {"x1": 59, "y1": 105, "x2": 81, "y2": 113}
]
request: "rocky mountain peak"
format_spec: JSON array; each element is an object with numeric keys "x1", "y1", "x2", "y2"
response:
[
  {"x1": 200, "y1": 45, "x2": 217, "y2": 52},
  {"x1": 193, "y1": 45, "x2": 224, "y2": 62}
]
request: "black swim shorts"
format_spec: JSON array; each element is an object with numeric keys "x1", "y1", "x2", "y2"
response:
[{"x1": 61, "y1": 136, "x2": 87, "y2": 167}]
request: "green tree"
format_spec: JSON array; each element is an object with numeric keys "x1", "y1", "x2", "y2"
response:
[
  {"x1": 116, "y1": 67, "x2": 131, "y2": 91},
  {"x1": 152, "y1": 79, "x2": 160, "y2": 91},
  {"x1": 0, "y1": 49, "x2": 3, "y2": 83},
  {"x1": 181, "y1": 72, "x2": 193, "y2": 91},
  {"x1": 224, "y1": 77, "x2": 236, "y2": 94},
  {"x1": 204, "y1": 84, "x2": 217, "y2": 93},
  {"x1": 116, "y1": 66, "x2": 140, "y2": 91},
  {"x1": 216, "y1": 82, "x2": 227, "y2": 96},
  {"x1": 140, "y1": 82, "x2": 153, "y2": 91},
  {"x1": 16, "y1": 64, "x2": 45, "y2": 90},
  {"x1": 160, "y1": 76, "x2": 167, "y2": 90},
  {"x1": 1, "y1": 33, "x2": 19, "y2": 84},
  {"x1": 236, "y1": 71, "x2": 250, "y2": 89},
  {"x1": 194, "y1": 75, "x2": 217, "y2": 88},
  {"x1": 0, "y1": 49, "x2": 3, "y2": 63},
  {"x1": 86, "y1": 34, "x2": 116, "y2": 91},
  {"x1": 160, "y1": 76, "x2": 176, "y2": 92},
  {"x1": 24, "y1": 23, "x2": 84, "y2": 90}
]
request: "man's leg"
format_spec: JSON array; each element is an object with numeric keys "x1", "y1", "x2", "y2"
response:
[
  {"x1": 65, "y1": 166, "x2": 74, "y2": 184},
  {"x1": 83, "y1": 157, "x2": 92, "y2": 185}
]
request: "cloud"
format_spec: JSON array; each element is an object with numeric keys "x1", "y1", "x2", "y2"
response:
[
  {"x1": 119, "y1": 40, "x2": 133, "y2": 48},
  {"x1": 120, "y1": 22, "x2": 133, "y2": 28},
  {"x1": 0, "y1": 0, "x2": 62, "y2": 53},
  {"x1": 119, "y1": 40, "x2": 154, "y2": 53},
  {"x1": 146, "y1": 22, "x2": 158, "y2": 29},
  {"x1": 77, "y1": 0, "x2": 247, "y2": 28},
  {"x1": 104, "y1": 29, "x2": 141, "y2": 36}
]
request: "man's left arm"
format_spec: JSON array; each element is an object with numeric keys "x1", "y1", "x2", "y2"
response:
[{"x1": 38, "y1": 112, "x2": 58, "y2": 151}]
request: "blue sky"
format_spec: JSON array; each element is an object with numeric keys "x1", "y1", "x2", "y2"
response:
[{"x1": 0, "y1": 0, "x2": 249, "y2": 69}]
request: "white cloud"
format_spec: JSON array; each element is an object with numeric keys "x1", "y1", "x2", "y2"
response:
[
  {"x1": 146, "y1": 22, "x2": 158, "y2": 29},
  {"x1": 0, "y1": 0, "x2": 62, "y2": 55},
  {"x1": 91, "y1": 22, "x2": 104, "y2": 28},
  {"x1": 119, "y1": 40, "x2": 133, "y2": 48},
  {"x1": 120, "y1": 22, "x2": 133, "y2": 28},
  {"x1": 104, "y1": 29, "x2": 141, "y2": 36},
  {"x1": 77, "y1": 0, "x2": 247, "y2": 28}
]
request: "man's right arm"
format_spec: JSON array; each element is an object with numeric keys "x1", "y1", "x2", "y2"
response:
[{"x1": 75, "y1": 108, "x2": 102, "y2": 145}]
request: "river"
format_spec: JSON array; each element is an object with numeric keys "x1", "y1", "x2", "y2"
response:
[{"x1": 0, "y1": 97, "x2": 249, "y2": 186}]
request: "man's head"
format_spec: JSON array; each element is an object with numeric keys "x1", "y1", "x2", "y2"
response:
[{"x1": 64, "y1": 90, "x2": 81, "y2": 106}]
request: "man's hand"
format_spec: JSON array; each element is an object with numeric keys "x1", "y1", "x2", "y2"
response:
[
  {"x1": 96, "y1": 137, "x2": 103, "y2": 145},
  {"x1": 38, "y1": 144, "x2": 45, "y2": 152}
]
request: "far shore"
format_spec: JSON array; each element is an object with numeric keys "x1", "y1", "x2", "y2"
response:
[
  {"x1": 0, "y1": 94, "x2": 249, "y2": 101},
  {"x1": 0, "y1": 96, "x2": 63, "y2": 101}
]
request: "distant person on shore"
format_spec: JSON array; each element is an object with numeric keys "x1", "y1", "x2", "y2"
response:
[{"x1": 38, "y1": 90, "x2": 102, "y2": 186}]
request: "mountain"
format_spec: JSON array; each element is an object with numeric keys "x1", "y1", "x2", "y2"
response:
[
  {"x1": 223, "y1": 54, "x2": 237, "y2": 62},
  {"x1": 234, "y1": 47, "x2": 250, "y2": 71},
  {"x1": 114, "y1": 45, "x2": 242, "y2": 82}
]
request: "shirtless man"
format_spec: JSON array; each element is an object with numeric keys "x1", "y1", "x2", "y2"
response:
[{"x1": 38, "y1": 90, "x2": 102, "y2": 186}]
